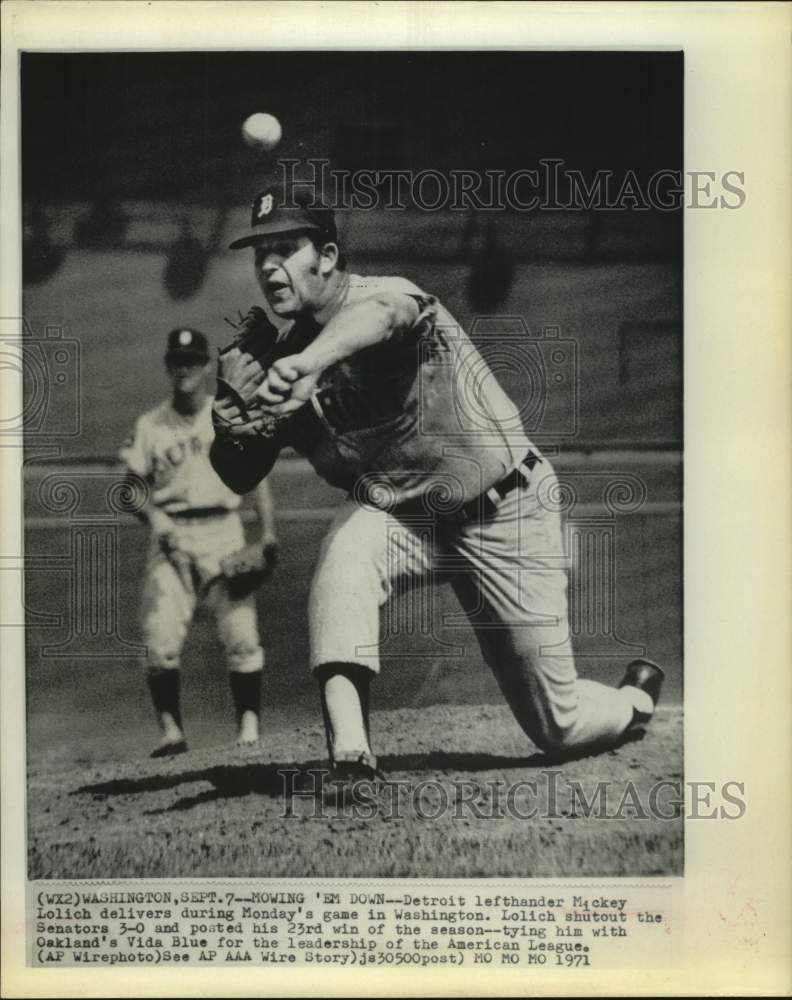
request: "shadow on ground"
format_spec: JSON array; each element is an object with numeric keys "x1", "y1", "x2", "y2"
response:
[{"x1": 73, "y1": 729, "x2": 648, "y2": 816}]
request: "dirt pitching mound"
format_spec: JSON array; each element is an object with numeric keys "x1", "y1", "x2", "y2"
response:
[{"x1": 29, "y1": 704, "x2": 682, "y2": 879}]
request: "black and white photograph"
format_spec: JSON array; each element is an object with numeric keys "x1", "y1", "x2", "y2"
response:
[
  {"x1": 19, "y1": 45, "x2": 685, "y2": 881},
  {"x1": 2, "y1": 2, "x2": 790, "y2": 996}
]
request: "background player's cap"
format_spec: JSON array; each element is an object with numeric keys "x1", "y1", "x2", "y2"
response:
[
  {"x1": 229, "y1": 184, "x2": 337, "y2": 249},
  {"x1": 165, "y1": 327, "x2": 210, "y2": 362}
]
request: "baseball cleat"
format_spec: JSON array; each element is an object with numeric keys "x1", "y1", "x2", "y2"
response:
[
  {"x1": 150, "y1": 738, "x2": 188, "y2": 759},
  {"x1": 324, "y1": 759, "x2": 385, "y2": 806},
  {"x1": 619, "y1": 658, "x2": 665, "y2": 725},
  {"x1": 328, "y1": 751, "x2": 383, "y2": 784},
  {"x1": 236, "y1": 712, "x2": 260, "y2": 746},
  {"x1": 236, "y1": 734, "x2": 260, "y2": 747}
]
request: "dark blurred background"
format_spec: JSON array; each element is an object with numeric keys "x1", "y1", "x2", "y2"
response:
[
  {"x1": 20, "y1": 50, "x2": 682, "y2": 453},
  {"x1": 23, "y1": 51, "x2": 682, "y2": 200},
  {"x1": 19, "y1": 51, "x2": 683, "y2": 756}
]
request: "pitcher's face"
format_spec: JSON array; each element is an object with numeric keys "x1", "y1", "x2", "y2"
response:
[{"x1": 253, "y1": 236, "x2": 324, "y2": 318}]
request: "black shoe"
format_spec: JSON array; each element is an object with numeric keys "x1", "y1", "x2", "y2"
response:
[
  {"x1": 150, "y1": 738, "x2": 188, "y2": 759},
  {"x1": 329, "y1": 751, "x2": 381, "y2": 783},
  {"x1": 323, "y1": 755, "x2": 383, "y2": 808},
  {"x1": 619, "y1": 658, "x2": 665, "y2": 725}
]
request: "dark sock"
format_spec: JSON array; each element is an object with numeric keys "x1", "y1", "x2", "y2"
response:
[
  {"x1": 146, "y1": 669, "x2": 183, "y2": 731},
  {"x1": 229, "y1": 670, "x2": 263, "y2": 726}
]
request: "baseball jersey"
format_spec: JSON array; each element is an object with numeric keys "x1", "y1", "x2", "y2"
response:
[
  {"x1": 278, "y1": 274, "x2": 532, "y2": 507},
  {"x1": 120, "y1": 397, "x2": 242, "y2": 514}
]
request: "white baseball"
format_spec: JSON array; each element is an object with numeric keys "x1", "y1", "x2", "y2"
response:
[{"x1": 241, "y1": 113, "x2": 282, "y2": 151}]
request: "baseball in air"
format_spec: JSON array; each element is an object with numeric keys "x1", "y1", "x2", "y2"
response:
[{"x1": 242, "y1": 113, "x2": 282, "y2": 151}]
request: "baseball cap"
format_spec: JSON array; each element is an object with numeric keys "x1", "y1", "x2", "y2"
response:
[
  {"x1": 165, "y1": 327, "x2": 210, "y2": 362},
  {"x1": 229, "y1": 184, "x2": 337, "y2": 250}
]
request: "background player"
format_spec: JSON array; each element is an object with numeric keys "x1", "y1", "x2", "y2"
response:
[
  {"x1": 210, "y1": 185, "x2": 664, "y2": 779},
  {"x1": 120, "y1": 327, "x2": 278, "y2": 757}
]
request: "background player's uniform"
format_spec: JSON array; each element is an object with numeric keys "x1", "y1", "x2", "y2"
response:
[
  {"x1": 240, "y1": 274, "x2": 646, "y2": 755},
  {"x1": 120, "y1": 396, "x2": 264, "y2": 686}
]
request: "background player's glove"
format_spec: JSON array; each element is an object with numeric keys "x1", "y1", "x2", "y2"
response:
[
  {"x1": 220, "y1": 539, "x2": 280, "y2": 600},
  {"x1": 212, "y1": 307, "x2": 292, "y2": 444}
]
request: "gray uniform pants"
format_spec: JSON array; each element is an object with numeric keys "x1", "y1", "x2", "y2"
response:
[{"x1": 308, "y1": 461, "x2": 636, "y2": 754}]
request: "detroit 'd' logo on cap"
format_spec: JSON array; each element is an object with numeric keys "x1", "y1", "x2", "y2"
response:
[
  {"x1": 257, "y1": 193, "x2": 274, "y2": 219},
  {"x1": 178, "y1": 330, "x2": 193, "y2": 346}
]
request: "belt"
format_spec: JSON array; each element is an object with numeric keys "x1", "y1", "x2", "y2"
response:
[
  {"x1": 168, "y1": 506, "x2": 233, "y2": 521},
  {"x1": 479, "y1": 448, "x2": 541, "y2": 514},
  {"x1": 395, "y1": 449, "x2": 541, "y2": 524}
]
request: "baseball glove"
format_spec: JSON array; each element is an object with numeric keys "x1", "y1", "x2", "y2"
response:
[
  {"x1": 212, "y1": 307, "x2": 292, "y2": 445},
  {"x1": 220, "y1": 539, "x2": 280, "y2": 600}
]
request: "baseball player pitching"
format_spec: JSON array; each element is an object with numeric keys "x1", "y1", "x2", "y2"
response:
[
  {"x1": 120, "y1": 327, "x2": 279, "y2": 757},
  {"x1": 209, "y1": 183, "x2": 664, "y2": 780}
]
